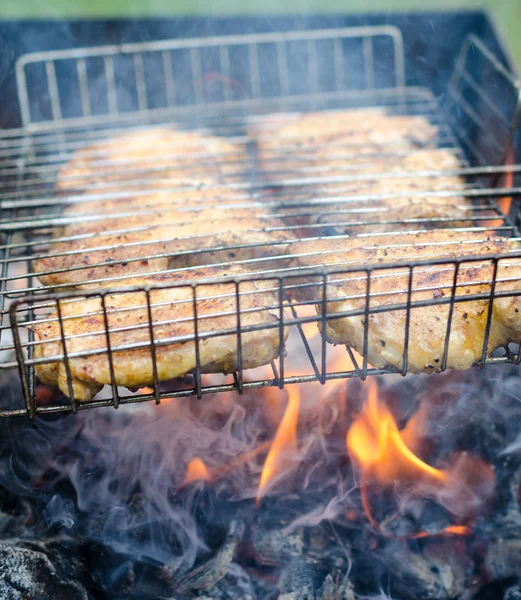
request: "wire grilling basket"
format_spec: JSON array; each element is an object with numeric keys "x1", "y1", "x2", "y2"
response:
[{"x1": 2, "y1": 26, "x2": 521, "y2": 418}]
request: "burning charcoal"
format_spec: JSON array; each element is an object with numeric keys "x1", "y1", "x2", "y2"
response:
[
  {"x1": 248, "y1": 522, "x2": 305, "y2": 566},
  {"x1": 279, "y1": 556, "x2": 329, "y2": 595},
  {"x1": 173, "y1": 520, "x2": 244, "y2": 593},
  {"x1": 319, "y1": 572, "x2": 356, "y2": 600},
  {"x1": 485, "y1": 539, "x2": 521, "y2": 580},
  {"x1": 368, "y1": 543, "x2": 467, "y2": 600},
  {"x1": 279, "y1": 568, "x2": 355, "y2": 600},
  {"x1": 0, "y1": 538, "x2": 90, "y2": 599},
  {"x1": 201, "y1": 562, "x2": 256, "y2": 600}
]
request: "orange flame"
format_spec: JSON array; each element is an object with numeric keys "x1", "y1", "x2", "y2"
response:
[
  {"x1": 347, "y1": 380, "x2": 444, "y2": 489},
  {"x1": 181, "y1": 457, "x2": 211, "y2": 486},
  {"x1": 296, "y1": 303, "x2": 321, "y2": 340},
  {"x1": 137, "y1": 387, "x2": 154, "y2": 395},
  {"x1": 485, "y1": 147, "x2": 514, "y2": 231},
  {"x1": 346, "y1": 380, "x2": 495, "y2": 535},
  {"x1": 257, "y1": 385, "x2": 301, "y2": 503},
  {"x1": 499, "y1": 147, "x2": 515, "y2": 217}
]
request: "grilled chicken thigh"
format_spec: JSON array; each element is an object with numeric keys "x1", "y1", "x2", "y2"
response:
[
  {"x1": 289, "y1": 231, "x2": 521, "y2": 373},
  {"x1": 249, "y1": 110, "x2": 472, "y2": 234},
  {"x1": 55, "y1": 127, "x2": 249, "y2": 192},
  {"x1": 32, "y1": 266, "x2": 288, "y2": 401},
  {"x1": 34, "y1": 204, "x2": 290, "y2": 288},
  {"x1": 249, "y1": 109, "x2": 438, "y2": 155}
]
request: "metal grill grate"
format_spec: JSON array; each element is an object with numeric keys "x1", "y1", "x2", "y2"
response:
[{"x1": 2, "y1": 28, "x2": 521, "y2": 418}]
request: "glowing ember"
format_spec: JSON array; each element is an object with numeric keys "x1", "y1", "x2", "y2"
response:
[
  {"x1": 257, "y1": 385, "x2": 300, "y2": 502},
  {"x1": 411, "y1": 525, "x2": 472, "y2": 539},
  {"x1": 346, "y1": 379, "x2": 495, "y2": 533},
  {"x1": 181, "y1": 457, "x2": 211, "y2": 486}
]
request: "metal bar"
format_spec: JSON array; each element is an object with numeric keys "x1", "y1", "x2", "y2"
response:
[
  {"x1": 9, "y1": 302, "x2": 33, "y2": 419},
  {"x1": 45, "y1": 61, "x2": 62, "y2": 121},
  {"x1": 55, "y1": 298, "x2": 78, "y2": 413},
  {"x1": 162, "y1": 50, "x2": 176, "y2": 107},
  {"x1": 346, "y1": 345, "x2": 363, "y2": 379},
  {"x1": 3, "y1": 87, "x2": 436, "y2": 135},
  {"x1": 401, "y1": 266, "x2": 413, "y2": 376},
  {"x1": 220, "y1": 45, "x2": 232, "y2": 102},
  {"x1": 277, "y1": 278, "x2": 285, "y2": 389},
  {"x1": 248, "y1": 43, "x2": 261, "y2": 98},
  {"x1": 192, "y1": 284, "x2": 202, "y2": 399},
  {"x1": 290, "y1": 302, "x2": 321, "y2": 384},
  {"x1": 104, "y1": 56, "x2": 118, "y2": 115},
  {"x1": 77, "y1": 58, "x2": 92, "y2": 117},
  {"x1": 481, "y1": 258, "x2": 499, "y2": 366},
  {"x1": 16, "y1": 26, "x2": 404, "y2": 65},
  {"x1": 235, "y1": 280, "x2": 243, "y2": 394},
  {"x1": 362, "y1": 270, "x2": 371, "y2": 379},
  {"x1": 363, "y1": 36, "x2": 374, "y2": 90},
  {"x1": 441, "y1": 262, "x2": 461, "y2": 371},
  {"x1": 277, "y1": 41, "x2": 290, "y2": 97},
  {"x1": 307, "y1": 40, "x2": 319, "y2": 94},
  {"x1": 100, "y1": 293, "x2": 119, "y2": 408},
  {"x1": 320, "y1": 274, "x2": 328, "y2": 385},
  {"x1": 190, "y1": 48, "x2": 204, "y2": 106},
  {"x1": 333, "y1": 38, "x2": 344, "y2": 91},
  {"x1": 133, "y1": 53, "x2": 148, "y2": 111},
  {"x1": 145, "y1": 288, "x2": 161, "y2": 404}
]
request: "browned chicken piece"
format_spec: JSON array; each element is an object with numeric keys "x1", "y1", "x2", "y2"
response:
[
  {"x1": 60, "y1": 183, "x2": 254, "y2": 217},
  {"x1": 33, "y1": 205, "x2": 291, "y2": 288},
  {"x1": 288, "y1": 230, "x2": 521, "y2": 373},
  {"x1": 31, "y1": 266, "x2": 289, "y2": 401},
  {"x1": 249, "y1": 110, "x2": 471, "y2": 234},
  {"x1": 55, "y1": 127, "x2": 250, "y2": 192},
  {"x1": 274, "y1": 149, "x2": 471, "y2": 235},
  {"x1": 249, "y1": 109, "x2": 438, "y2": 163}
]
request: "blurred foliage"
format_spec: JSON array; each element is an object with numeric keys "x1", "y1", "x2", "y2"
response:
[{"x1": 0, "y1": 0, "x2": 519, "y2": 67}]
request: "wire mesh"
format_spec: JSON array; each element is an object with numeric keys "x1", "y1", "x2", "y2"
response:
[{"x1": 1, "y1": 27, "x2": 521, "y2": 418}]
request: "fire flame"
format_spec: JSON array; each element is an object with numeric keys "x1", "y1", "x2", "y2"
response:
[
  {"x1": 347, "y1": 379, "x2": 495, "y2": 534},
  {"x1": 257, "y1": 384, "x2": 301, "y2": 502},
  {"x1": 181, "y1": 457, "x2": 211, "y2": 486},
  {"x1": 137, "y1": 387, "x2": 154, "y2": 395},
  {"x1": 347, "y1": 380, "x2": 444, "y2": 488},
  {"x1": 499, "y1": 147, "x2": 515, "y2": 217},
  {"x1": 298, "y1": 303, "x2": 321, "y2": 340},
  {"x1": 485, "y1": 147, "x2": 514, "y2": 231}
]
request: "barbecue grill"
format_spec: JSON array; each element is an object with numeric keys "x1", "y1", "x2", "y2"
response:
[{"x1": 2, "y1": 20, "x2": 521, "y2": 418}]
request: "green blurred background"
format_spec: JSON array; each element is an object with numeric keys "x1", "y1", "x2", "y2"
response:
[{"x1": 1, "y1": 0, "x2": 520, "y2": 66}]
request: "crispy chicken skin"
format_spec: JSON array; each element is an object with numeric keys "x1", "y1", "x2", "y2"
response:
[
  {"x1": 289, "y1": 231, "x2": 521, "y2": 373},
  {"x1": 32, "y1": 266, "x2": 289, "y2": 401},
  {"x1": 33, "y1": 204, "x2": 290, "y2": 288},
  {"x1": 55, "y1": 127, "x2": 249, "y2": 192}
]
